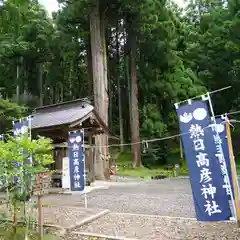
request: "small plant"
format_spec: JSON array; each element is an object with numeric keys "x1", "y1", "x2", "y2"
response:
[{"x1": 0, "y1": 133, "x2": 53, "y2": 238}]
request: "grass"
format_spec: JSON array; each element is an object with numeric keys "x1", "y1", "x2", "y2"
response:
[
  {"x1": 0, "y1": 224, "x2": 57, "y2": 240},
  {"x1": 113, "y1": 148, "x2": 240, "y2": 179},
  {"x1": 236, "y1": 164, "x2": 240, "y2": 176},
  {"x1": 0, "y1": 204, "x2": 58, "y2": 239},
  {"x1": 115, "y1": 151, "x2": 188, "y2": 179},
  {"x1": 118, "y1": 167, "x2": 172, "y2": 179}
]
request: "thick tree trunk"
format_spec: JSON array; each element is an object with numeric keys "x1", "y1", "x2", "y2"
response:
[
  {"x1": 100, "y1": 10, "x2": 108, "y2": 127},
  {"x1": 124, "y1": 56, "x2": 131, "y2": 142},
  {"x1": 87, "y1": 35, "x2": 93, "y2": 97},
  {"x1": 108, "y1": 79, "x2": 112, "y2": 131},
  {"x1": 108, "y1": 28, "x2": 112, "y2": 131},
  {"x1": 124, "y1": 25, "x2": 131, "y2": 142},
  {"x1": 129, "y1": 30, "x2": 142, "y2": 167},
  {"x1": 90, "y1": 0, "x2": 108, "y2": 179},
  {"x1": 116, "y1": 21, "x2": 124, "y2": 152},
  {"x1": 100, "y1": 6, "x2": 110, "y2": 179}
]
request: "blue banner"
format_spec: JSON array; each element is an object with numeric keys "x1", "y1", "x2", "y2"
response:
[
  {"x1": 209, "y1": 117, "x2": 233, "y2": 199},
  {"x1": 176, "y1": 100, "x2": 231, "y2": 221},
  {"x1": 68, "y1": 131, "x2": 85, "y2": 191},
  {"x1": 13, "y1": 119, "x2": 31, "y2": 164},
  {"x1": 13, "y1": 119, "x2": 30, "y2": 183},
  {"x1": 13, "y1": 120, "x2": 29, "y2": 138}
]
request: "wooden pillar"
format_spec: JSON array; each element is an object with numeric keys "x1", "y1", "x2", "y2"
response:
[{"x1": 89, "y1": 134, "x2": 95, "y2": 182}]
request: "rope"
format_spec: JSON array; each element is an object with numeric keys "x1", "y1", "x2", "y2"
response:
[{"x1": 91, "y1": 119, "x2": 235, "y2": 149}]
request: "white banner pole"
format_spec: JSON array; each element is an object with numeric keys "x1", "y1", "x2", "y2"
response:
[{"x1": 82, "y1": 129, "x2": 87, "y2": 208}]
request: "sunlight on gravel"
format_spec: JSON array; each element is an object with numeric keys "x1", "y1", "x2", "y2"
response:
[
  {"x1": 44, "y1": 178, "x2": 240, "y2": 239},
  {"x1": 74, "y1": 213, "x2": 240, "y2": 240}
]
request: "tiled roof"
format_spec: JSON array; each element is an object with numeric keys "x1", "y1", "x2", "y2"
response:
[{"x1": 31, "y1": 100, "x2": 93, "y2": 129}]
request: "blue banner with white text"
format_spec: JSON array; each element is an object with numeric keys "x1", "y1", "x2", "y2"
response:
[
  {"x1": 13, "y1": 119, "x2": 30, "y2": 184},
  {"x1": 68, "y1": 131, "x2": 85, "y2": 191},
  {"x1": 176, "y1": 100, "x2": 231, "y2": 221},
  {"x1": 210, "y1": 117, "x2": 234, "y2": 199}
]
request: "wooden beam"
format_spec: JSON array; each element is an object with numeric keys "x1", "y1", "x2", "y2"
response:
[
  {"x1": 88, "y1": 134, "x2": 95, "y2": 182},
  {"x1": 69, "y1": 112, "x2": 93, "y2": 128}
]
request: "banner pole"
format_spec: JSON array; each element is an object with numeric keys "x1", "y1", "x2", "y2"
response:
[
  {"x1": 82, "y1": 129, "x2": 87, "y2": 209},
  {"x1": 27, "y1": 116, "x2": 33, "y2": 198},
  {"x1": 227, "y1": 121, "x2": 240, "y2": 201},
  {"x1": 226, "y1": 118, "x2": 240, "y2": 227},
  {"x1": 28, "y1": 115, "x2": 32, "y2": 141},
  {"x1": 180, "y1": 137, "x2": 183, "y2": 160},
  {"x1": 206, "y1": 92, "x2": 237, "y2": 221}
]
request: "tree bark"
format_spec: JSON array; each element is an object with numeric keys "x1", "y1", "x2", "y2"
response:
[
  {"x1": 100, "y1": 9, "x2": 108, "y2": 127},
  {"x1": 87, "y1": 35, "x2": 93, "y2": 97},
  {"x1": 129, "y1": 28, "x2": 142, "y2": 167},
  {"x1": 100, "y1": 6, "x2": 110, "y2": 179},
  {"x1": 116, "y1": 21, "x2": 124, "y2": 152},
  {"x1": 89, "y1": 0, "x2": 107, "y2": 179},
  {"x1": 124, "y1": 24, "x2": 131, "y2": 142}
]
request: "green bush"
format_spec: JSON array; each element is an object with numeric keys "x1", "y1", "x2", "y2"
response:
[{"x1": 0, "y1": 224, "x2": 56, "y2": 240}]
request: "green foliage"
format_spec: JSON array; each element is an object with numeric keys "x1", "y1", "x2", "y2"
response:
[
  {"x1": 0, "y1": 0, "x2": 55, "y2": 105},
  {"x1": 141, "y1": 104, "x2": 167, "y2": 137},
  {"x1": 116, "y1": 151, "x2": 174, "y2": 178},
  {"x1": 0, "y1": 99, "x2": 25, "y2": 120},
  {"x1": 117, "y1": 151, "x2": 133, "y2": 169},
  {"x1": 0, "y1": 129, "x2": 53, "y2": 237},
  {"x1": 182, "y1": 0, "x2": 240, "y2": 114},
  {"x1": 0, "y1": 133, "x2": 53, "y2": 221},
  {"x1": 0, "y1": 99, "x2": 26, "y2": 133},
  {"x1": 0, "y1": 0, "x2": 239, "y2": 169},
  {"x1": 0, "y1": 224, "x2": 57, "y2": 240}
]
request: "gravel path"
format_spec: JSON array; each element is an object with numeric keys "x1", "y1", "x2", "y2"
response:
[
  {"x1": 0, "y1": 203, "x2": 104, "y2": 229},
  {"x1": 72, "y1": 212, "x2": 240, "y2": 240},
  {"x1": 43, "y1": 178, "x2": 195, "y2": 218},
  {"x1": 42, "y1": 206, "x2": 105, "y2": 228},
  {"x1": 43, "y1": 178, "x2": 240, "y2": 239}
]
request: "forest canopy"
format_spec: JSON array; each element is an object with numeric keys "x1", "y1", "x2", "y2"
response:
[{"x1": 0, "y1": 0, "x2": 239, "y2": 176}]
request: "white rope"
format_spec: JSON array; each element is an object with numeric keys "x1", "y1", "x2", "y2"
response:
[
  {"x1": 175, "y1": 86, "x2": 231, "y2": 106},
  {"x1": 216, "y1": 110, "x2": 240, "y2": 118},
  {"x1": 1, "y1": 112, "x2": 239, "y2": 149},
  {"x1": 91, "y1": 119, "x2": 235, "y2": 149}
]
